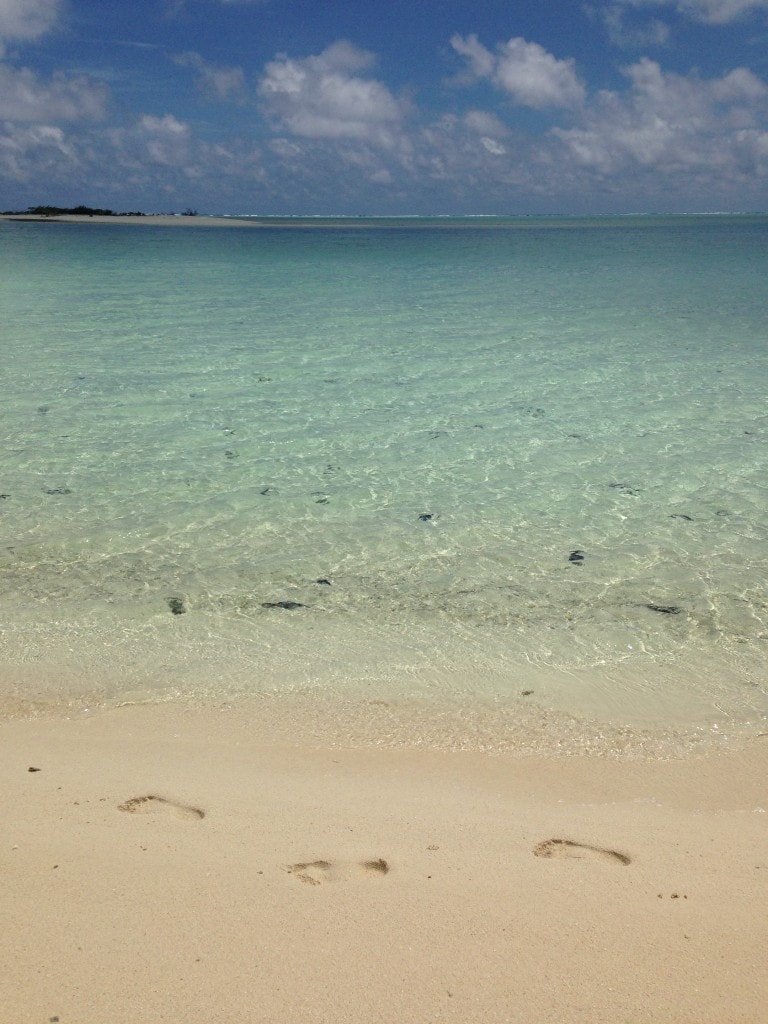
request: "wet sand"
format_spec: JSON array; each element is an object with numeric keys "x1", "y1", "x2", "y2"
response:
[{"x1": 2, "y1": 698, "x2": 766, "y2": 1023}]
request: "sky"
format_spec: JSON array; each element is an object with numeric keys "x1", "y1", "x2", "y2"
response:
[{"x1": 1, "y1": 0, "x2": 768, "y2": 215}]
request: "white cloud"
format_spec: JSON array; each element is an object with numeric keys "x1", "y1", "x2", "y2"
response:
[
  {"x1": 683, "y1": 0, "x2": 768, "y2": 19},
  {"x1": 494, "y1": 39, "x2": 586, "y2": 109},
  {"x1": 105, "y1": 114, "x2": 194, "y2": 176},
  {"x1": 463, "y1": 110, "x2": 510, "y2": 137},
  {"x1": 391, "y1": 112, "x2": 527, "y2": 193},
  {"x1": 0, "y1": 0, "x2": 60, "y2": 55},
  {"x1": 0, "y1": 64, "x2": 108, "y2": 122},
  {"x1": 734, "y1": 127, "x2": 768, "y2": 172},
  {"x1": 551, "y1": 58, "x2": 768, "y2": 175},
  {"x1": 252, "y1": 38, "x2": 768, "y2": 211},
  {"x1": 711, "y1": 66, "x2": 768, "y2": 101},
  {"x1": 449, "y1": 33, "x2": 495, "y2": 79},
  {"x1": 172, "y1": 51, "x2": 246, "y2": 102},
  {"x1": 0, "y1": 121, "x2": 77, "y2": 182},
  {"x1": 612, "y1": 0, "x2": 768, "y2": 24},
  {"x1": 462, "y1": 110, "x2": 509, "y2": 155},
  {"x1": 479, "y1": 136, "x2": 506, "y2": 155},
  {"x1": 135, "y1": 114, "x2": 192, "y2": 166},
  {"x1": 105, "y1": 113, "x2": 264, "y2": 189},
  {"x1": 451, "y1": 35, "x2": 586, "y2": 109},
  {"x1": 258, "y1": 41, "x2": 407, "y2": 144},
  {"x1": 0, "y1": 86, "x2": 261, "y2": 204}
]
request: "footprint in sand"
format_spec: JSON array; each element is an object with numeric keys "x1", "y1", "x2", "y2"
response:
[
  {"x1": 286, "y1": 858, "x2": 390, "y2": 886},
  {"x1": 118, "y1": 795, "x2": 205, "y2": 821},
  {"x1": 533, "y1": 838, "x2": 630, "y2": 865}
]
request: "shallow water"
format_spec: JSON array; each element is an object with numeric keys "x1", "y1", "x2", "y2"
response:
[{"x1": 1, "y1": 215, "x2": 767, "y2": 750}]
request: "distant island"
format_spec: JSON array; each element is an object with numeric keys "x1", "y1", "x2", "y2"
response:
[
  {"x1": 1, "y1": 205, "x2": 198, "y2": 217},
  {"x1": 0, "y1": 207, "x2": 267, "y2": 229}
]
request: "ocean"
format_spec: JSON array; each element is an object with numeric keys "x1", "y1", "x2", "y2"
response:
[{"x1": 2, "y1": 214, "x2": 767, "y2": 754}]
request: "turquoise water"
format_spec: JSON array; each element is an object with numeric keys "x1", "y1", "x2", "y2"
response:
[{"x1": 2, "y1": 215, "x2": 767, "y2": 750}]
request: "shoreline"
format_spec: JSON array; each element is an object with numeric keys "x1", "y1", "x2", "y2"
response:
[
  {"x1": 1, "y1": 671, "x2": 762, "y2": 761},
  {"x1": 0, "y1": 213, "x2": 262, "y2": 228},
  {"x1": 2, "y1": 698, "x2": 766, "y2": 1022}
]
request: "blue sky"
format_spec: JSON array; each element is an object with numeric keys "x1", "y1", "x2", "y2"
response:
[{"x1": 1, "y1": 0, "x2": 768, "y2": 214}]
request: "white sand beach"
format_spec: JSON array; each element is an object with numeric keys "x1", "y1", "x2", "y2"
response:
[{"x1": 2, "y1": 698, "x2": 766, "y2": 1024}]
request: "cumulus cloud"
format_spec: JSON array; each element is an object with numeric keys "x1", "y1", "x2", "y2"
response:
[
  {"x1": 734, "y1": 127, "x2": 768, "y2": 172},
  {"x1": 172, "y1": 51, "x2": 246, "y2": 101},
  {"x1": 551, "y1": 58, "x2": 768, "y2": 175},
  {"x1": 0, "y1": 64, "x2": 108, "y2": 122},
  {"x1": 253, "y1": 34, "x2": 768, "y2": 211},
  {"x1": 0, "y1": 0, "x2": 60, "y2": 55},
  {"x1": 0, "y1": 121, "x2": 76, "y2": 181},
  {"x1": 133, "y1": 114, "x2": 192, "y2": 167},
  {"x1": 451, "y1": 34, "x2": 586, "y2": 109},
  {"x1": 461, "y1": 110, "x2": 510, "y2": 155},
  {"x1": 258, "y1": 40, "x2": 407, "y2": 144},
  {"x1": 106, "y1": 113, "x2": 263, "y2": 187}
]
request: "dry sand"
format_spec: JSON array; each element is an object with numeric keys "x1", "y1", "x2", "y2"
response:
[{"x1": 2, "y1": 698, "x2": 767, "y2": 1024}]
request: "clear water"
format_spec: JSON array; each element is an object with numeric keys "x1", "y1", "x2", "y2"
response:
[{"x1": 2, "y1": 215, "x2": 767, "y2": 751}]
